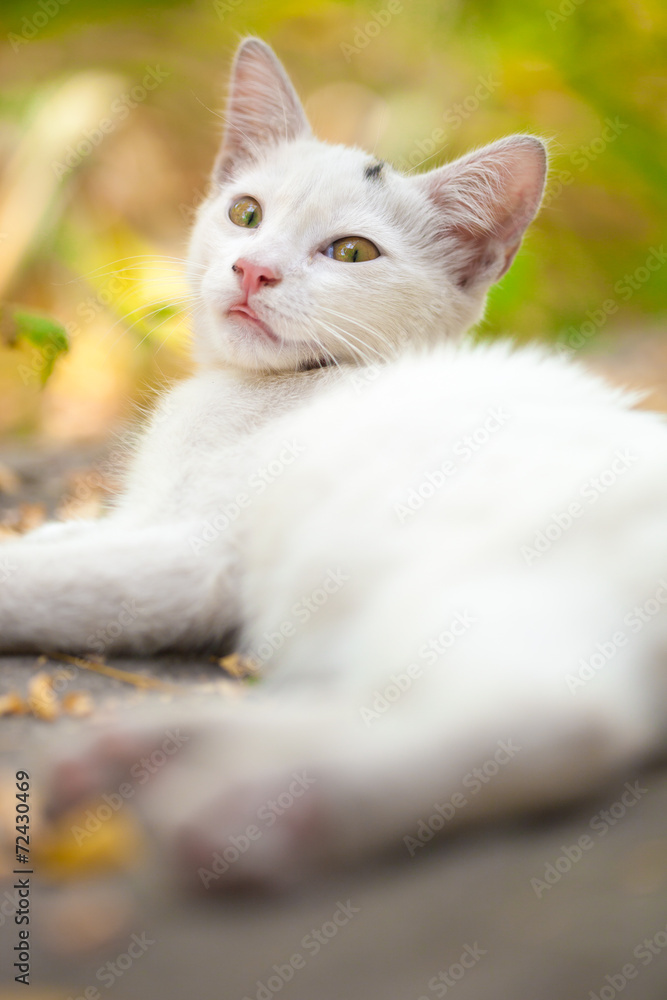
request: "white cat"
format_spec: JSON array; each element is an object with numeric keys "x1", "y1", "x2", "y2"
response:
[{"x1": 3, "y1": 39, "x2": 667, "y2": 888}]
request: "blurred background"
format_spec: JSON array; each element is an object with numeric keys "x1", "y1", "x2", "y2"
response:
[{"x1": 0, "y1": 0, "x2": 665, "y2": 445}]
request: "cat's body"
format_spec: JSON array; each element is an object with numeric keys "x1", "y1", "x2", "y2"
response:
[{"x1": 3, "y1": 39, "x2": 667, "y2": 886}]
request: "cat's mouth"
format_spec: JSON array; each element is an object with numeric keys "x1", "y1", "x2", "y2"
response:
[{"x1": 227, "y1": 303, "x2": 281, "y2": 344}]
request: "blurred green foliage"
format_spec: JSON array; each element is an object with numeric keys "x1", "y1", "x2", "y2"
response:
[
  {"x1": 1, "y1": 305, "x2": 69, "y2": 382},
  {"x1": 0, "y1": 0, "x2": 665, "y2": 438}
]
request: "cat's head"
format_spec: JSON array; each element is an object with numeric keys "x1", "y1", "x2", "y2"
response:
[{"x1": 189, "y1": 38, "x2": 546, "y2": 374}]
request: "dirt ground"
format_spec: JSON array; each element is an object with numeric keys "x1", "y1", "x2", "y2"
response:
[{"x1": 1, "y1": 333, "x2": 667, "y2": 1000}]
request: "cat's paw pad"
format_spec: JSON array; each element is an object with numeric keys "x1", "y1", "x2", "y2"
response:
[{"x1": 175, "y1": 768, "x2": 332, "y2": 891}]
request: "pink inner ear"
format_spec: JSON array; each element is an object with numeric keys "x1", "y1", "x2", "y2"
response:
[
  {"x1": 419, "y1": 136, "x2": 547, "y2": 289},
  {"x1": 216, "y1": 39, "x2": 311, "y2": 182}
]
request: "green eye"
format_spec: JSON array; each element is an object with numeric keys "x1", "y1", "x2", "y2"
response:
[
  {"x1": 229, "y1": 197, "x2": 262, "y2": 228},
  {"x1": 325, "y1": 237, "x2": 380, "y2": 262}
]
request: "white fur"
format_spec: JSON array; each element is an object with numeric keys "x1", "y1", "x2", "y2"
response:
[{"x1": 4, "y1": 40, "x2": 667, "y2": 887}]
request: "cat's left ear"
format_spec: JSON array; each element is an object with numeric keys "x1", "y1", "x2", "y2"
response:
[
  {"x1": 215, "y1": 38, "x2": 312, "y2": 182},
  {"x1": 414, "y1": 135, "x2": 547, "y2": 290}
]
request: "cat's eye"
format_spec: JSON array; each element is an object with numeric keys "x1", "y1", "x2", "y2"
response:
[
  {"x1": 325, "y1": 237, "x2": 380, "y2": 262},
  {"x1": 229, "y1": 197, "x2": 262, "y2": 228}
]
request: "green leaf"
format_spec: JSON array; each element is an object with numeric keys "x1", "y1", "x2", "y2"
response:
[{"x1": 1, "y1": 305, "x2": 69, "y2": 384}]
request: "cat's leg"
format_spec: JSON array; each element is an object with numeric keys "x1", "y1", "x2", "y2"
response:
[
  {"x1": 40, "y1": 681, "x2": 651, "y2": 892},
  {"x1": 0, "y1": 520, "x2": 239, "y2": 654},
  {"x1": 44, "y1": 592, "x2": 658, "y2": 891},
  {"x1": 43, "y1": 576, "x2": 666, "y2": 889},
  {"x1": 201, "y1": 640, "x2": 659, "y2": 887}
]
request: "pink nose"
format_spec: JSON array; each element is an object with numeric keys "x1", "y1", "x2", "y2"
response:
[{"x1": 232, "y1": 258, "x2": 281, "y2": 298}]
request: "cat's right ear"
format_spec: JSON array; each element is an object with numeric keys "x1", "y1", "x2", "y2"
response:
[{"x1": 215, "y1": 38, "x2": 311, "y2": 183}]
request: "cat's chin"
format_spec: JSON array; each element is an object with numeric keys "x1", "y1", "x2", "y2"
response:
[
  {"x1": 207, "y1": 323, "x2": 303, "y2": 373},
  {"x1": 213, "y1": 312, "x2": 288, "y2": 369},
  {"x1": 195, "y1": 307, "x2": 334, "y2": 373},
  {"x1": 228, "y1": 306, "x2": 282, "y2": 345},
  {"x1": 210, "y1": 313, "x2": 331, "y2": 374}
]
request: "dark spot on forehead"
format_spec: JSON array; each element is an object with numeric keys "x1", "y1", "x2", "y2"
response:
[{"x1": 364, "y1": 161, "x2": 384, "y2": 182}]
